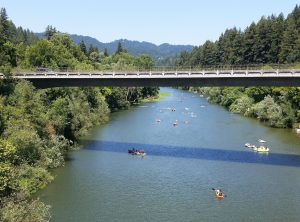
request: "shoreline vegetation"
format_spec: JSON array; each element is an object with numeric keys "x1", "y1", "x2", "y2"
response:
[
  {"x1": 176, "y1": 5, "x2": 300, "y2": 130},
  {"x1": 189, "y1": 86, "x2": 299, "y2": 129},
  {"x1": 0, "y1": 80, "x2": 159, "y2": 221},
  {"x1": 140, "y1": 92, "x2": 171, "y2": 103}
]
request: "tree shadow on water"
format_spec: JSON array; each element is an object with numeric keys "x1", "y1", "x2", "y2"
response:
[{"x1": 82, "y1": 140, "x2": 300, "y2": 168}]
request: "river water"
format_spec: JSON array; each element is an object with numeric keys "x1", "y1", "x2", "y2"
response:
[{"x1": 39, "y1": 88, "x2": 300, "y2": 222}]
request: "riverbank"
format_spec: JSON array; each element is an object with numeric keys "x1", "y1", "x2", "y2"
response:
[
  {"x1": 189, "y1": 86, "x2": 298, "y2": 129},
  {"x1": 140, "y1": 92, "x2": 171, "y2": 103},
  {"x1": 0, "y1": 79, "x2": 159, "y2": 221}
]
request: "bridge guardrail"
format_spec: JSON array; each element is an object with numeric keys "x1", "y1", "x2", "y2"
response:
[{"x1": 6, "y1": 69, "x2": 300, "y2": 79}]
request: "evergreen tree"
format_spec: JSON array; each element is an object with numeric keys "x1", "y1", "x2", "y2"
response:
[
  {"x1": 268, "y1": 14, "x2": 285, "y2": 63},
  {"x1": 104, "y1": 48, "x2": 109, "y2": 57},
  {"x1": 44, "y1": 25, "x2": 57, "y2": 40},
  {"x1": 176, "y1": 51, "x2": 190, "y2": 67},
  {"x1": 201, "y1": 41, "x2": 218, "y2": 66},
  {"x1": 0, "y1": 8, "x2": 9, "y2": 42},
  {"x1": 279, "y1": 6, "x2": 300, "y2": 63},
  {"x1": 242, "y1": 23, "x2": 257, "y2": 64},
  {"x1": 87, "y1": 44, "x2": 99, "y2": 56},
  {"x1": 115, "y1": 42, "x2": 127, "y2": 54},
  {"x1": 253, "y1": 16, "x2": 276, "y2": 64},
  {"x1": 79, "y1": 40, "x2": 87, "y2": 55}
]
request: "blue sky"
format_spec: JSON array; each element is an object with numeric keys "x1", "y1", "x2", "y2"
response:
[{"x1": 1, "y1": 0, "x2": 299, "y2": 45}]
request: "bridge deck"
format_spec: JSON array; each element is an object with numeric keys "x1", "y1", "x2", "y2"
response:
[{"x1": 1, "y1": 69, "x2": 300, "y2": 88}]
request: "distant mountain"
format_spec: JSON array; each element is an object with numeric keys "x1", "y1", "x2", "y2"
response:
[
  {"x1": 35, "y1": 33, "x2": 193, "y2": 63},
  {"x1": 71, "y1": 35, "x2": 194, "y2": 62}
]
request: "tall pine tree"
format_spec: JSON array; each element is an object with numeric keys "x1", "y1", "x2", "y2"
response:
[
  {"x1": 0, "y1": 8, "x2": 9, "y2": 42},
  {"x1": 79, "y1": 40, "x2": 87, "y2": 55}
]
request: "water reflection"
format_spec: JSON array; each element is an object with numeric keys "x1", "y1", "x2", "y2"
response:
[{"x1": 82, "y1": 140, "x2": 300, "y2": 168}]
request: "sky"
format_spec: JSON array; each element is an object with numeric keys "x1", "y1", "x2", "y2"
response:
[{"x1": 1, "y1": 0, "x2": 299, "y2": 46}]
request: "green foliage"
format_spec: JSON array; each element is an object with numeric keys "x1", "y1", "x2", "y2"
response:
[
  {"x1": 44, "y1": 25, "x2": 57, "y2": 40},
  {"x1": 177, "y1": 5, "x2": 300, "y2": 67},
  {"x1": 0, "y1": 195, "x2": 51, "y2": 222},
  {"x1": 0, "y1": 162, "x2": 13, "y2": 195},
  {"x1": 245, "y1": 87, "x2": 272, "y2": 102},
  {"x1": 6, "y1": 126, "x2": 42, "y2": 165},
  {"x1": 9, "y1": 165, "x2": 53, "y2": 195},
  {"x1": 24, "y1": 40, "x2": 57, "y2": 68},
  {"x1": 115, "y1": 42, "x2": 127, "y2": 55},
  {"x1": 89, "y1": 51, "x2": 100, "y2": 64},
  {"x1": 0, "y1": 8, "x2": 9, "y2": 42},
  {"x1": 229, "y1": 96, "x2": 254, "y2": 115},
  {"x1": 249, "y1": 95, "x2": 295, "y2": 127},
  {"x1": 0, "y1": 139, "x2": 16, "y2": 162},
  {"x1": 47, "y1": 97, "x2": 69, "y2": 135},
  {"x1": 0, "y1": 100, "x2": 5, "y2": 135},
  {"x1": 7, "y1": 22, "x2": 39, "y2": 46},
  {"x1": 0, "y1": 41, "x2": 17, "y2": 68},
  {"x1": 199, "y1": 86, "x2": 297, "y2": 128},
  {"x1": 220, "y1": 87, "x2": 244, "y2": 108},
  {"x1": 135, "y1": 55, "x2": 154, "y2": 70},
  {"x1": 105, "y1": 87, "x2": 130, "y2": 111},
  {"x1": 79, "y1": 40, "x2": 87, "y2": 55},
  {"x1": 104, "y1": 48, "x2": 109, "y2": 57},
  {"x1": 0, "y1": 8, "x2": 161, "y2": 221}
]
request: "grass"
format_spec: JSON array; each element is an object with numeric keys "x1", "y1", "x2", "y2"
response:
[{"x1": 140, "y1": 92, "x2": 171, "y2": 103}]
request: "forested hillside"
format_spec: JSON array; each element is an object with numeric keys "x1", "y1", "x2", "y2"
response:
[
  {"x1": 0, "y1": 8, "x2": 158, "y2": 221},
  {"x1": 177, "y1": 5, "x2": 300, "y2": 67},
  {"x1": 178, "y1": 5, "x2": 300, "y2": 128}
]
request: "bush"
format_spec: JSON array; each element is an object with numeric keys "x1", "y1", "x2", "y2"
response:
[
  {"x1": 0, "y1": 195, "x2": 51, "y2": 222},
  {"x1": 229, "y1": 96, "x2": 254, "y2": 115}
]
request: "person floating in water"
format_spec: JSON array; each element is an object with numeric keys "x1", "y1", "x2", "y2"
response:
[{"x1": 212, "y1": 188, "x2": 225, "y2": 199}]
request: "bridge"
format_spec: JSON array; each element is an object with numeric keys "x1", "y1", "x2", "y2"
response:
[{"x1": 2, "y1": 69, "x2": 300, "y2": 88}]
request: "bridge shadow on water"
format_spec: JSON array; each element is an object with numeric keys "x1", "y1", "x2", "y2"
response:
[{"x1": 82, "y1": 140, "x2": 300, "y2": 168}]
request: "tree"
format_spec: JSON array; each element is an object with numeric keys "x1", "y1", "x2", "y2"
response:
[
  {"x1": 201, "y1": 41, "x2": 218, "y2": 66},
  {"x1": 89, "y1": 51, "x2": 100, "y2": 63},
  {"x1": 87, "y1": 44, "x2": 99, "y2": 57},
  {"x1": 242, "y1": 23, "x2": 257, "y2": 64},
  {"x1": 268, "y1": 14, "x2": 285, "y2": 63},
  {"x1": 0, "y1": 41, "x2": 17, "y2": 67},
  {"x1": 25, "y1": 39, "x2": 57, "y2": 68},
  {"x1": 104, "y1": 48, "x2": 109, "y2": 57},
  {"x1": 0, "y1": 8, "x2": 9, "y2": 42},
  {"x1": 229, "y1": 96, "x2": 254, "y2": 115},
  {"x1": 44, "y1": 25, "x2": 57, "y2": 40},
  {"x1": 0, "y1": 139, "x2": 16, "y2": 163},
  {"x1": 115, "y1": 42, "x2": 126, "y2": 54},
  {"x1": 79, "y1": 40, "x2": 87, "y2": 55},
  {"x1": 135, "y1": 55, "x2": 154, "y2": 70},
  {"x1": 176, "y1": 51, "x2": 190, "y2": 67}
]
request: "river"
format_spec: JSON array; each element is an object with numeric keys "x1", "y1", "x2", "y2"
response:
[{"x1": 39, "y1": 88, "x2": 300, "y2": 222}]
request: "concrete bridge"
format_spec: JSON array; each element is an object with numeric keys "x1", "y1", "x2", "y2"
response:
[{"x1": 2, "y1": 69, "x2": 300, "y2": 88}]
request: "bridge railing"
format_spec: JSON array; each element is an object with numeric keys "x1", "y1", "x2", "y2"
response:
[
  {"x1": 1, "y1": 64, "x2": 299, "y2": 78},
  {"x1": 3, "y1": 69, "x2": 300, "y2": 79},
  {"x1": 6, "y1": 63, "x2": 298, "y2": 74}
]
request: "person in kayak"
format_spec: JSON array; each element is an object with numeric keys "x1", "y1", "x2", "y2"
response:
[{"x1": 215, "y1": 189, "x2": 224, "y2": 198}]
